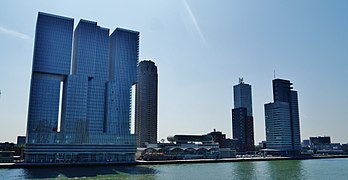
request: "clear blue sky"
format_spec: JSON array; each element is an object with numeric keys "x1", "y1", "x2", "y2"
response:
[{"x1": 1, "y1": 0, "x2": 347, "y2": 144}]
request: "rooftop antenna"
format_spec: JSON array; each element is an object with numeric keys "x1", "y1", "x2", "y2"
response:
[
  {"x1": 273, "y1": 70, "x2": 276, "y2": 79},
  {"x1": 239, "y1": 77, "x2": 244, "y2": 84}
]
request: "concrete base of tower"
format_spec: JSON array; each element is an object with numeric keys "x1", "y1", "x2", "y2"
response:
[{"x1": 24, "y1": 144, "x2": 136, "y2": 164}]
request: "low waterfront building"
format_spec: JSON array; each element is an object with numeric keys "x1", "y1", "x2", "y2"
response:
[
  {"x1": 258, "y1": 141, "x2": 267, "y2": 149},
  {"x1": 310, "y1": 136, "x2": 331, "y2": 145},
  {"x1": 167, "y1": 135, "x2": 215, "y2": 144},
  {"x1": 140, "y1": 134, "x2": 236, "y2": 161},
  {"x1": 309, "y1": 142, "x2": 343, "y2": 155},
  {"x1": 0, "y1": 142, "x2": 24, "y2": 161},
  {"x1": 302, "y1": 136, "x2": 345, "y2": 155},
  {"x1": 16, "y1": 136, "x2": 26, "y2": 146},
  {"x1": 342, "y1": 144, "x2": 348, "y2": 154},
  {"x1": 0, "y1": 151, "x2": 14, "y2": 163},
  {"x1": 207, "y1": 129, "x2": 238, "y2": 149},
  {"x1": 302, "y1": 139, "x2": 310, "y2": 147}
]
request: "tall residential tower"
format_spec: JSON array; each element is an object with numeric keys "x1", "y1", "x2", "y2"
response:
[
  {"x1": 135, "y1": 60, "x2": 158, "y2": 147},
  {"x1": 232, "y1": 78, "x2": 255, "y2": 152},
  {"x1": 264, "y1": 78, "x2": 301, "y2": 152},
  {"x1": 25, "y1": 12, "x2": 139, "y2": 163}
]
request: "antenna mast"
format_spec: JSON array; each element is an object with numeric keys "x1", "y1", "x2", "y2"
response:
[{"x1": 239, "y1": 77, "x2": 244, "y2": 84}]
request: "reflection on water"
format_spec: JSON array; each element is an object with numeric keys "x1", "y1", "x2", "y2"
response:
[
  {"x1": 1, "y1": 165, "x2": 158, "y2": 179},
  {"x1": 231, "y1": 161, "x2": 257, "y2": 180},
  {"x1": 226, "y1": 160, "x2": 305, "y2": 179},
  {"x1": 265, "y1": 160, "x2": 304, "y2": 179}
]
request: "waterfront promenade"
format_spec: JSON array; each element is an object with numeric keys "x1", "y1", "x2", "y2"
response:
[{"x1": 1, "y1": 155, "x2": 348, "y2": 168}]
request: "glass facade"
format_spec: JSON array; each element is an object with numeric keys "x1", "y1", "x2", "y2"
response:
[
  {"x1": 265, "y1": 101, "x2": 293, "y2": 150},
  {"x1": 26, "y1": 12, "x2": 138, "y2": 163},
  {"x1": 290, "y1": 91, "x2": 301, "y2": 150},
  {"x1": 233, "y1": 82, "x2": 253, "y2": 116},
  {"x1": 32, "y1": 12, "x2": 73, "y2": 75},
  {"x1": 232, "y1": 80, "x2": 255, "y2": 152},
  {"x1": 27, "y1": 12, "x2": 73, "y2": 145},
  {"x1": 107, "y1": 28, "x2": 139, "y2": 136},
  {"x1": 264, "y1": 79, "x2": 301, "y2": 151},
  {"x1": 61, "y1": 75, "x2": 88, "y2": 144}
]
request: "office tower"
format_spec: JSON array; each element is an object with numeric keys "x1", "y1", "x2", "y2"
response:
[
  {"x1": 135, "y1": 60, "x2": 158, "y2": 147},
  {"x1": 25, "y1": 12, "x2": 138, "y2": 163},
  {"x1": 264, "y1": 101, "x2": 292, "y2": 150},
  {"x1": 62, "y1": 20, "x2": 110, "y2": 144},
  {"x1": 232, "y1": 78, "x2": 255, "y2": 152},
  {"x1": 264, "y1": 79, "x2": 301, "y2": 151},
  {"x1": 234, "y1": 78, "x2": 252, "y2": 116},
  {"x1": 27, "y1": 12, "x2": 74, "y2": 145},
  {"x1": 107, "y1": 28, "x2": 139, "y2": 136}
]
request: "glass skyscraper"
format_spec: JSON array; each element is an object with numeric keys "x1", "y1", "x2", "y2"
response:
[
  {"x1": 232, "y1": 78, "x2": 255, "y2": 152},
  {"x1": 106, "y1": 28, "x2": 139, "y2": 137},
  {"x1": 264, "y1": 79, "x2": 301, "y2": 152},
  {"x1": 25, "y1": 12, "x2": 138, "y2": 163},
  {"x1": 233, "y1": 78, "x2": 253, "y2": 117},
  {"x1": 27, "y1": 12, "x2": 73, "y2": 145}
]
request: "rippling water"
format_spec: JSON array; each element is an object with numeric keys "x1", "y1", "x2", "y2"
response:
[{"x1": 1, "y1": 158, "x2": 348, "y2": 179}]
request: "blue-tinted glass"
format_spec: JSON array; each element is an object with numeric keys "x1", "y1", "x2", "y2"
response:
[{"x1": 26, "y1": 12, "x2": 137, "y2": 163}]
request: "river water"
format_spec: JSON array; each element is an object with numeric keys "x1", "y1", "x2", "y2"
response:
[{"x1": 1, "y1": 158, "x2": 347, "y2": 179}]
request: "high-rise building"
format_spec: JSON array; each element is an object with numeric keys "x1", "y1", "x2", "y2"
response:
[
  {"x1": 232, "y1": 78, "x2": 255, "y2": 152},
  {"x1": 27, "y1": 12, "x2": 73, "y2": 146},
  {"x1": 264, "y1": 78, "x2": 301, "y2": 151},
  {"x1": 25, "y1": 12, "x2": 138, "y2": 163},
  {"x1": 106, "y1": 28, "x2": 139, "y2": 137},
  {"x1": 264, "y1": 101, "x2": 292, "y2": 150},
  {"x1": 135, "y1": 60, "x2": 158, "y2": 147},
  {"x1": 233, "y1": 78, "x2": 253, "y2": 116}
]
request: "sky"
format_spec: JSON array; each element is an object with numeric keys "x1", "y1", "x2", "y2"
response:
[{"x1": 0, "y1": 0, "x2": 348, "y2": 144}]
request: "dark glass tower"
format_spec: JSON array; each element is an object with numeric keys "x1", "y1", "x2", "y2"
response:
[
  {"x1": 27, "y1": 12, "x2": 74, "y2": 145},
  {"x1": 273, "y1": 79, "x2": 301, "y2": 150},
  {"x1": 135, "y1": 60, "x2": 158, "y2": 147},
  {"x1": 264, "y1": 79, "x2": 301, "y2": 151},
  {"x1": 232, "y1": 78, "x2": 255, "y2": 152},
  {"x1": 106, "y1": 28, "x2": 139, "y2": 136},
  {"x1": 25, "y1": 12, "x2": 138, "y2": 163}
]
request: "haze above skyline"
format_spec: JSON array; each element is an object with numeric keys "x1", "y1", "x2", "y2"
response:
[{"x1": 0, "y1": 0, "x2": 347, "y2": 144}]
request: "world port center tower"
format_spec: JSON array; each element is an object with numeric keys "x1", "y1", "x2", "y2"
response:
[{"x1": 25, "y1": 12, "x2": 139, "y2": 163}]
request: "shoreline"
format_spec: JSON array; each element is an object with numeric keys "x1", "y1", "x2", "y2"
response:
[{"x1": 1, "y1": 155, "x2": 348, "y2": 169}]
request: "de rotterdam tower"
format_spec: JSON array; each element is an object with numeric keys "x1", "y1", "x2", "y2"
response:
[{"x1": 26, "y1": 12, "x2": 139, "y2": 163}]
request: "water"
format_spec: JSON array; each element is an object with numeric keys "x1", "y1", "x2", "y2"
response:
[{"x1": 1, "y1": 158, "x2": 348, "y2": 179}]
